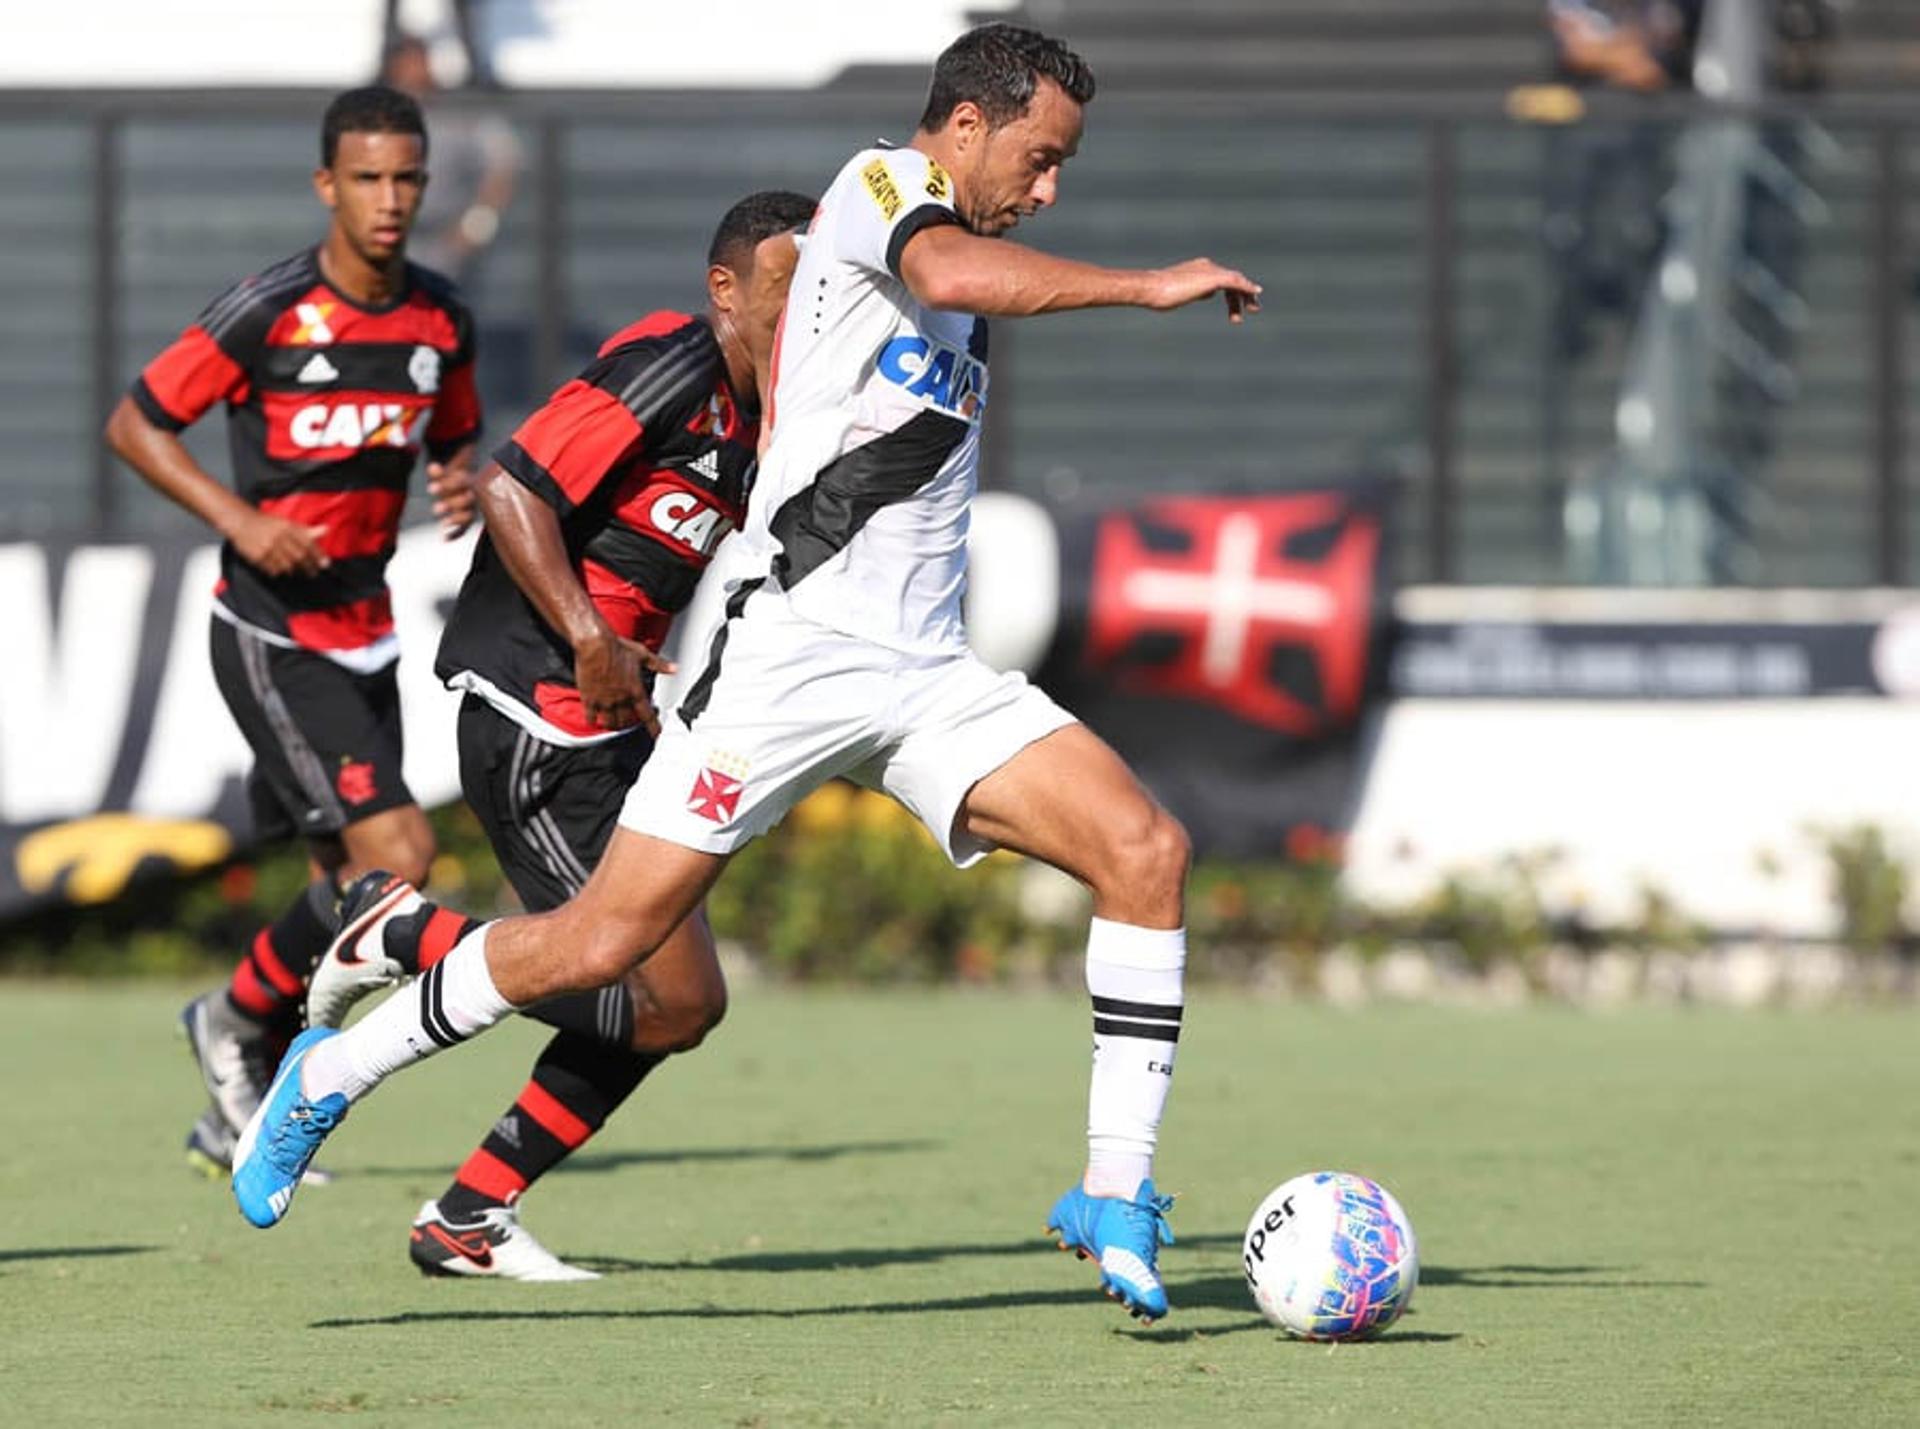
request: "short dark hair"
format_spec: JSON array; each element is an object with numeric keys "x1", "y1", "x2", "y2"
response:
[
  {"x1": 707, "y1": 189, "x2": 817, "y2": 270},
  {"x1": 918, "y1": 23, "x2": 1095, "y2": 133},
  {"x1": 320, "y1": 85, "x2": 428, "y2": 168}
]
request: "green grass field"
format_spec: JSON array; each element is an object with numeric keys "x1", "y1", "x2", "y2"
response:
[{"x1": 3, "y1": 982, "x2": 1917, "y2": 1426}]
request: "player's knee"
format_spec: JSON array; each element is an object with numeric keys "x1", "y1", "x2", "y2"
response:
[
  {"x1": 389, "y1": 843, "x2": 435, "y2": 891},
  {"x1": 1105, "y1": 805, "x2": 1190, "y2": 901},
  {"x1": 632, "y1": 967, "x2": 728, "y2": 1053},
  {"x1": 344, "y1": 816, "x2": 435, "y2": 890},
  {"x1": 1154, "y1": 811, "x2": 1192, "y2": 886},
  {"x1": 639, "y1": 986, "x2": 727, "y2": 1054},
  {"x1": 685, "y1": 978, "x2": 729, "y2": 1045},
  {"x1": 572, "y1": 928, "x2": 649, "y2": 992}
]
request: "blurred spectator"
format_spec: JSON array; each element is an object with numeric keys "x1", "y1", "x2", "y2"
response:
[
  {"x1": 1541, "y1": 1, "x2": 1834, "y2": 353},
  {"x1": 380, "y1": 33, "x2": 532, "y2": 413},
  {"x1": 384, "y1": 0, "x2": 496, "y2": 90},
  {"x1": 1542, "y1": 2, "x2": 1704, "y2": 364},
  {"x1": 1548, "y1": 0, "x2": 1702, "y2": 92},
  {"x1": 1769, "y1": 0, "x2": 1838, "y2": 93},
  {"x1": 380, "y1": 34, "x2": 520, "y2": 289}
]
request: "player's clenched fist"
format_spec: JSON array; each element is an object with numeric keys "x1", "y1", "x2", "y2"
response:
[{"x1": 229, "y1": 509, "x2": 331, "y2": 576}]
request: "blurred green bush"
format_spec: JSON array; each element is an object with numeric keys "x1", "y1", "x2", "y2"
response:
[{"x1": 0, "y1": 791, "x2": 1911, "y2": 980}]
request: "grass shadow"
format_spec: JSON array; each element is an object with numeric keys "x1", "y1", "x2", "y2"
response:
[
  {"x1": 313, "y1": 1288, "x2": 1463, "y2": 1340},
  {"x1": 1422, "y1": 1264, "x2": 1707, "y2": 1290},
  {"x1": 1156, "y1": 1273, "x2": 1441, "y2": 1343},
  {"x1": 312, "y1": 1237, "x2": 1260, "y2": 1330},
  {"x1": 313, "y1": 1286, "x2": 1137, "y2": 1329},
  {"x1": 1127, "y1": 1324, "x2": 1463, "y2": 1345},
  {"x1": 309, "y1": 1253, "x2": 1658, "y2": 1338},
  {"x1": 0, "y1": 1244, "x2": 157, "y2": 1265},
  {"x1": 310, "y1": 1247, "x2": 1694, "y2": 1333},
  {"x1": 1169, "y1": 1272, "x2": 1268, "y2": 1314},
  {"x1": 353, "y1": 1138, "x2": 939, "y2": 1179},
  {"x1": 571, "y1": 1230, "x2": 1244, "y2": 1276}
]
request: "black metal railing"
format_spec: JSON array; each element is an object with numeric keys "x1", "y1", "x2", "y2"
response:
[{"x1": 3, "y1": 87, "x2": 1917, "y2": 587}]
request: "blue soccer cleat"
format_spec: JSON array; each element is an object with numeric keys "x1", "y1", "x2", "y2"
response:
[
  {"x1": 1047, "y1": 1178, "x2": 1177, "y2": 1321},
  {"x1": 231, "y1": 1027, "x2": 349, "y2": 1228}
]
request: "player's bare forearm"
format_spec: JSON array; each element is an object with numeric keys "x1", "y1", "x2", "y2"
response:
[
  {"x1": 899, "y1": 226, "x2": 1260, "y2": 321},
  {"x1": 103, "y1": 395, "x2": 253, "y2": 538},
  {"x1": 473, "y1": 464, "x2": 610, "y2": 652},
  {"x1": 106, "y1": 396, "x2": 331, "y2": 575},
  {"x1": 476, "y1": 464, "x2": 670, "y2": 732},
  {"x1": 901, "y1": 227, "x2": 1149, "y2": 315},
  {"x1": 427, "y1": 440, "x2": 481, "y2": 537}
]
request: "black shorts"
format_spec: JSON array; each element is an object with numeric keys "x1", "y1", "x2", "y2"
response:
[
  {"x1": 456, "y1": 695, "x2": 651, "y2": 914},
  {"x1": 210, "y1": 616, "x2": 415, "y2": 842}
]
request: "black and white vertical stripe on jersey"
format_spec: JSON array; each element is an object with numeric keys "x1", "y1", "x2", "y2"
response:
[
  {"x1": 768, "y1": 408, "x2": 970, "y2": 589},
  {"x1": 507, "y1": 728, "x2": 593, "y2": 896},
  {"x1": 235, "y1": 626, "x2": 346, "y2": 828},
  {"x1": 676, "y1": 576, "x2": 765, "y2": 730}
]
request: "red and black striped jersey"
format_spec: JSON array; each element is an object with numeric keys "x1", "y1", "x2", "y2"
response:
[
  {"x1": 437, "y1": 311, "x2": 757, "y2": 744},
  {"x1": 130, "y1": 247, "x2": 481, "y2": 663}
]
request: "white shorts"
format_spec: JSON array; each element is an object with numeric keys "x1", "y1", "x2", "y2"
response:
[{"x1": 619, "y1": 584, "x2": 1075, "y2": 866}]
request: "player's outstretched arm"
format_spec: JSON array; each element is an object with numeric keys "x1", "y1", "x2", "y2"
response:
[
  {"x1": 473, "y1": 462, "x2": 672, "y2": 734},
  {"x1": 103, "y1": 395, "x2": 330, "y2": 576},
  {"x1": 898, "y1": 225, "x2": 1261, "y2": 323}
]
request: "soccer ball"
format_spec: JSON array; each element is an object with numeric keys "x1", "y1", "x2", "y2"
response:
[{"x1": 1241, "y1": 1171, "x2": 1418, "y2": 1340}]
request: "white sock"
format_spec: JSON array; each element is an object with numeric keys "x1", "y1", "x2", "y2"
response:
[
  {"x1": 1082, "y1": 917, "x2": 1185, "y2": 1198},
  {"x1": 302, "y1": 927, "x2": 517, "y2": 1103}
]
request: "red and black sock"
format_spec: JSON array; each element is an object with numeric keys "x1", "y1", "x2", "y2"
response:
[
  {"x1": 225, "y1": 879, "x2": 338, "y2": 1030},
  {"x1": 438, "y1": 1031, "x2": 662, "y2": 1222},
  {"x1": 381, "y1": 901, "x2": 483, "y2": 976}
]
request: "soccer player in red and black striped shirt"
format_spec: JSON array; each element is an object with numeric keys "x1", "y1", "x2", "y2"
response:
[
  {"x1": 104, "y1": 85, "x2": 482, "y2": 1175},
  {"x1": 304, "y1": 191, "x2": 815, "y2": 1279}
]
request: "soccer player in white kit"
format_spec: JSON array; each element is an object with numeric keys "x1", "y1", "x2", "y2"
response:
[{"x1": 238, "y1": 21, "x2": 1261, "y2": 1323}]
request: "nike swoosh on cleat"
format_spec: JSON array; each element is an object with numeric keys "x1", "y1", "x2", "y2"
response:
[
  {"x1": 333, "y1": 883, "x2": 411, "y2": 965},
  {"x1": 420, "y1": 1223, "x2": 495, "y2": 1269}
]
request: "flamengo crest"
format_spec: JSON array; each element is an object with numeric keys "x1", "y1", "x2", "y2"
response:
[{"x1": 409, "y1": 345, "x2": 442, "y2": 394}]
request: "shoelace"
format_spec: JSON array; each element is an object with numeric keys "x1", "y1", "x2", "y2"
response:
[
  {"x1": 263, "y1": 1099, "x2": 342, "y2": 1172},
  {"x1": 1117, "y1": 1189, "x2": 1177, "y2": 1249},
  {"x1": 472, "y1": 1204, "x2": 522, "y2": 1233}
]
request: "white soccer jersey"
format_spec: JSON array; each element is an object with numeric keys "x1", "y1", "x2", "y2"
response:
[{"x1": 736, "y1": 144, "x2": 990, "y2": 656}]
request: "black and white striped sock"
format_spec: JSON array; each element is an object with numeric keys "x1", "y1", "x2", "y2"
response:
[
  {"x1": 1083, "y1": 918, "x2": 1187, "y2": 1198},
  {"x1": 302, "y1": 927, "x2": 517, "y2": 1103}
]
